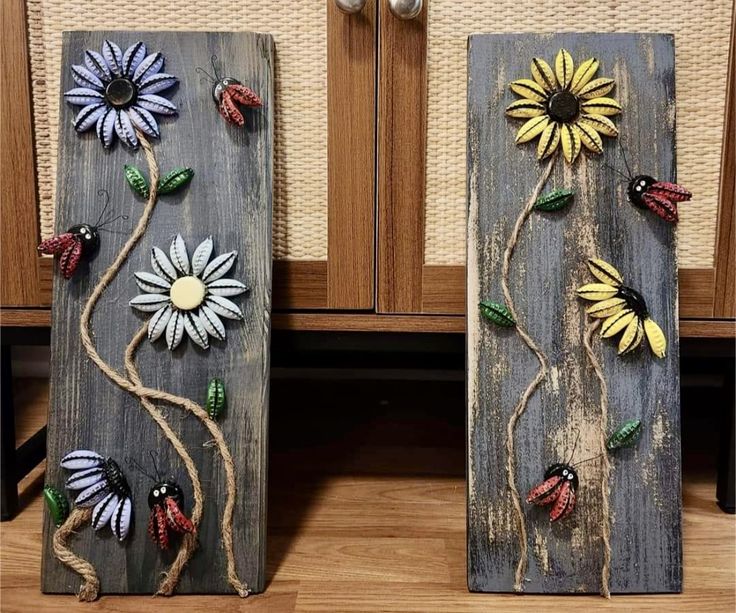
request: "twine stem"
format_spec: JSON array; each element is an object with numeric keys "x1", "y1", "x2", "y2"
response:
[
  {"x1": 583, "y1": 318, "x2": 613, "y2": 599},
  {"x1": 52, "y1": 508, "x2": 99, "y2": 602},
  {"x1": 501, "y1": 155, "x2": 556, "y2": 592}
]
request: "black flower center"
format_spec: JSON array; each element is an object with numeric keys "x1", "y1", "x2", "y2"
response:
[
  {"x1": 105, "y1": 78, "x2": 136, "y2": 108},
  {"x1": 547, "y1": 91, "x2": 579, "y2": 123}
]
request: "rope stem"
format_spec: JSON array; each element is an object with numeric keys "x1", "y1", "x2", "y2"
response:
[
  {"x1": 52, "y1": 508, "x2": 99, "y2": 602},
  {"x1": 501, "y1": 155, "x2": 557, "y2": 592}
]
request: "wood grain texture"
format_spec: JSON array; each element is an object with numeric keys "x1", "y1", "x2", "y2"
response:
[
  {"x1": 377, "y1": 0, "x2": 427, "y2": 313},
  {"x1": 467, "y1": 34, "x2": 682, "y2": 593},
  {"x1": 273, "y1": 261, "x2": 328, "y2": 309},
  {"x1": 714, "y1": 6, "x2": 736, "y2": 318},
  {"x1": 2, "y1": 377, "x2": 734, "y2": 612},
  {"x1": 41, "y1": 31, "x2": 273, "y2": 594},
  {"x1": 0, "y1": 0, "x2": 42, "y2": 307},
  {"x1": 327, "y1": 0, "x2": 376, "y2": 309}
]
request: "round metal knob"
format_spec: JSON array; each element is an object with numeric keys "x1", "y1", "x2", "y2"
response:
[
  {"x1": 335, "y1": 0, "x2": 367, "y2": 14},
  {"x1": 388, "y1": 0, "x2": 422, "y2": 19}
]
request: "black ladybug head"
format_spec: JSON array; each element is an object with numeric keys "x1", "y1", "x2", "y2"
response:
[
  {"x1": 148, "y1": 480, "x2": 184, "y2": 509},
  {"x1": 68, "y1": 223, "x2": 100, "y2": 255},
  {"x1": 212, "y1": 76, "x2": 241, "y2": 103},
  {"x1": 627, "y1": 175, "x2": 656, "y2": 208},
  {"x1": 544, "y1": 463, "x2": 579, "y2": 491}
]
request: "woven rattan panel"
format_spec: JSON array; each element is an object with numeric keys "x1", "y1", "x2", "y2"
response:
[
  {"x1": 426, "y1": 1, "x2": 733, "y2": 268},
  {"x1": 26, "y1": 1, "x2": 327, "y2": 260}
]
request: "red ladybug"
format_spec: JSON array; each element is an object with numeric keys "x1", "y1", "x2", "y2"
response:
[
  {"x1": 147, "y1": 479, "x2": 195, "y2": 550},
  {"x1": 38, "y1": 224, "x2": 99, "y2": 279},
  {"x1": 627, "y1": 174, "x2": 692, "y2": 223},
  {"x1": 197, "y1": 55, "x2": 261, "y2": 127},
  {"x1": 526, "y1": 463, "x2": 578, "y2": 522}
]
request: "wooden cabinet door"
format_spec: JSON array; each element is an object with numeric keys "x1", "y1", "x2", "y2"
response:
[{"x1": 376, "y1": 0, "x2": 736, "y2": 324}]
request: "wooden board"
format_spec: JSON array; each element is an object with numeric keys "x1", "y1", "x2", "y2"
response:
[
  {"x1": 467, "y1": 33, "x2": 682, "y2": 593},
  {"x1": 41, "y1": 31, "x2": 273, "y2": 594}
]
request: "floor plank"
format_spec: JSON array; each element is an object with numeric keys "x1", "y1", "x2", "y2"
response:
[{"x1": 1, "y1": 377, "x2": 733, "y2": 611}]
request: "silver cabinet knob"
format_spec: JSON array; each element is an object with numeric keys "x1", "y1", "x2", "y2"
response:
[
  {"x1": 335, "y1": 0, "x2": 367, "y2": 14},
  {"x1": 388, "y1": 0, "x2": 422, "y2": 19}
]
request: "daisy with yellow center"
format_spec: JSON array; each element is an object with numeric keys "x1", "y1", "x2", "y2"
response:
[
  {"x1": 506, "y1": 49, "x2": 622, "y2": 164},
  {"x1": 577, "y1": 258, "x2": 666, "y2": 358}
]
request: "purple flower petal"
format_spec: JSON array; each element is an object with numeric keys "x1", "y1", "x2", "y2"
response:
[
  {"x1": 84, "y1": 50, "x2": 111, "y2": 81},
  {"x1": 102, "y1": 40, "x2": 123, "y2": 76},
  {"x1": 136, "y1": 94, "x2": 177, "y2": 116},
  {"x1": 128, "y1": 105, "x2": 159, "y2": 138},
  {"x1": 121, "y1": 41, "x2": 146, "y2": 78},
  {"x1": 133, "y1": 52, "x2": 164, "y2": 84},
  {"x1": 97, "y1": 107, "x2": 117, "y2": 148},
  {"x1": 71, "y1": 64, "x2": 104, "y2": 90},
  {"x1": 115, "y1": 110, "x2": 139, "y2": 149},
  {"x1": 73, "y1": 102, "x2": 107, "y2": 132},
  {"x1": 139, "y1": 73, "x2": 178, "y2": 95},
  {"x1": 64, "y1": 87, "x2": 105, "y2": 106}
]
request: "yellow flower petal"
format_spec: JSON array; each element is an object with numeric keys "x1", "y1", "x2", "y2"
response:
[
  {"x1": 618, "y1": 318, "x2": 643, "y2": 354},
  {"x1": 577, "y1": 283, "x2": 619, "y2": 301},
  {"x1": 578, "y1": 77, "x2": 615, "y2": 99},
  {"x1": 601, "y1": 309, "x2": 636, "y2": 338},
  {"x1": 574, "y1": 122, "x2": 603, "y2": 154},
  {"x1": 586, "y1": 297, "x2": 626, "y2": 318},
  {"x1": 560, "y1": 123, "x2": 581, "y2": 163},
  {"x1": 581, "y1": 97, "x2": 622, "y2": 116},
  {"x1": 555, "y1": 49, "x2": 574, "y2": 90},
  {"x1": 505, "y1": 99, "x2": 546, "y2": 118},
  {"x1": 643, "y1": 318, "x2": 667, "y2": 358},
  {"x1": 587, "y1": 258, "x2": 623, "y2": 286},
  {"x1": 515, "y1": 115, "x2": 549, "y2": 144},
  {"x1": 509, "y1": 79, "x2": 548, "y2": 102},
  {"x1": 578, "y1": 113, "x2": 619, "y2": 137},
  {"x1": 531, "y1": 57, "x2": 557, "y2": 92},
  {"x1": 570, "y1": 58, "x2": 599, "y2": 94},
  {"x1": 536, "y1": 122, "x2": 560, "y2": 160}
]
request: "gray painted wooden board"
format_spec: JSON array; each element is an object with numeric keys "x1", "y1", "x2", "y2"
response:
[
  {"x1": 41, "y1": 31, "x2": 273, "y2": 595},
  {"x1": 467, "y1": 34, "x2": 681, "y2": 593}
]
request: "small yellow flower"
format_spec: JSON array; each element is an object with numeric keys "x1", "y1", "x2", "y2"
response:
[
  {"x1": 506, "y1": 50, "x2": 621, "y2": 164},
  {"x1": 577, "y1": 258, "x2": 666, "y2": 358}
]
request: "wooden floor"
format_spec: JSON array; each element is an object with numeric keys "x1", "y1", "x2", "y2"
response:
[{"x1": 1, "y1": 377, "x2": 734, "y2": 612}]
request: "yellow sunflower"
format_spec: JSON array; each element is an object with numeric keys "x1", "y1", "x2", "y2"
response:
[
  {"x1": 577, "y1": 258, "x2": 666, "y2": 358},
  {"x1": 506, "y1": 49, "x2": 622, "y2": 164}
]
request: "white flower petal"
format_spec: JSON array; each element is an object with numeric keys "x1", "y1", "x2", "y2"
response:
[
  {"x1": 135, "y1": 271, "x2": 171, "y2": 293},
  {"x1": 205, "y1": 295, "x2": 243, "y2": 320},
  {"x1": 73, "y1": 103, "x2": 107, "y2": 132},
  {"x1": 133, "y1": 52, "x2": 164, "y2": 84},
  {"x1": 92, "y1": 492, "x2": 119, "y2": 531},
  {"x1": 75, "y1": 479, "x2": 110, "y2": 507},
  {"x1": 169, "y1": 234, "x2": 190, "y2": 275},
  {"x1": 202, "y1": 251, "x2": 237, "y2": 283},
  {"x1": 112, "y1": 496, "x2": 132, "y2": 540},
  {"x1": 136, "y1": 94, "x2": 177, "y2": 116},
  {"x1": 130, "y1": 293, "x2": 171, "y2": 312},
  {"x1": 139, "y1": 73, "x2": 178, "y2": 95},
  {"x1": 60, "y1": 449, "x2": 104, "y2": 470},
  {"x1": 65, "y1": 87, "x2": 105, "y2": 106},
  {"x1": 151, "y1": 246, "x2": 177, "y2": 282},
  {"x1": 102, "y1": 40, "x2": 123, "y2": 76},
  {"x1": 84, "y1": 50, "x2": 111, "y2": 80},
  {"x1": 115, "y1": 110, "x2": 138, "y2": 148},
  {"x1": 166, "y1": 310, "x2": 185, "y2": 350},
  {"x1": 97, "y1": 107, "x2": 116, "y2": 148},
  {"x1": 191, "y1": 237, "x2": 213, "y2": 276},
  {"x1": 184, "y1": 312, "x2": 209, "y2": 349},
  {"x1": 148, "y1": 304, "x2": 173, "y2": 342},
  {"x1": 65, "y1": 466, "x2": 105, "y2": 490},
  {"x1": 128, "y1": 106, "x2": 159, "y2": 138},
  {"x1": 206, "y1": 278, "x2": 249, "y2": 297},
  {"x1": 199, "y1": 305, "x2": 226, "y2": 341},
  {"x1": 71, "y1": 64, "x2": 104, "y2": 90},
  {"x1": 121, "y1": 41, "x2": 146, "y2": 78}
]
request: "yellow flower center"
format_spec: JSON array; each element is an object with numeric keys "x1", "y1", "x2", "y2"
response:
[{"x1": 170, "y1": 276, "x2": 206, "y2": 310}]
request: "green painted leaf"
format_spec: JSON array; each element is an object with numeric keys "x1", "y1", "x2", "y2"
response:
[
  {"x1": 43, "y1": 485, "x2": 69, "y2": 527},
  {"x1": 479, "y1": 301, "x2": 515, "y2": 327},
  {"x1": 158, "y1": 167, "x2": 194, "y2": 195},
  {"x1": 534, "y1": 188, "x2": 574, "y2": 212},
  {"x1": 124, "y1": 164, "x2": 150, "y2": 198},
  {"x1": 206, "y1": 378, "x2": 226, "y2": 420},
  {"x1": 606, "y1": 418, "x2": 643, "y2": 450}
]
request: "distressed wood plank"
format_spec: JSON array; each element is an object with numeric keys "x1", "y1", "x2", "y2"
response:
[
  {"x1": 41, "y1": 31, "x2": 273, "y2": 594},
  {"x1": 467, "y1": 33, "x2": 682, "y2": 593}
]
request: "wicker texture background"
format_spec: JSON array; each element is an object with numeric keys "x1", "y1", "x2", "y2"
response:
[
  {"x1": 426, "y1": 1, "x2": 733, "y2": 268},
  {"x1": 26, "y1": 1, "x2": 327, "y2": 260}
]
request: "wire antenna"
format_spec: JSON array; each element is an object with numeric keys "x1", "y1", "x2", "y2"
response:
[
  {"x1": 125, "y1": 456, "x2": 156, "y2": 481},
  {"x1": 602, "y1": 161, "x2": 630, "y2": 181},
  {"x1": 149, "y1": 450, "x2": 162, "y2": 481},
  {"x1": 573, "y1": 453, "x2": 604, "y2": 468},
  {"x1": 617, "y1": 138, "x2": 633, "y2": 179},
  {"x1": 565, "y1": 429, "x2": 581, "y2": 465},
  {"x1": 94, "y1": 189, "x2": 129, "y2": 229}
]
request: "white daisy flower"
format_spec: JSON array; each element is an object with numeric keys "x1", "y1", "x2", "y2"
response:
[{"x1": 130, "y1": 235, "x2": 249, "y2": 350}]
